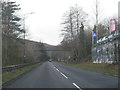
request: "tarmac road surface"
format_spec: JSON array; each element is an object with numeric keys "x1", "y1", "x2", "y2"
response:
[{"x1": 3, "y1": 61, "x2": 119, "y2": 89}]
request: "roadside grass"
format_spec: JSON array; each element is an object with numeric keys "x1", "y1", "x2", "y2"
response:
[
  {"x1": 59, "y1": 61, "x2": 119, "y2": 77},
  {"x1": 2, "y1": 62, "x2": 43, "y2": 84}
]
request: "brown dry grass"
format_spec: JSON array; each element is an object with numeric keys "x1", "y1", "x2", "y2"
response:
[{"x1": 60, "y1": 61, "x2": 119, "y2": 77}]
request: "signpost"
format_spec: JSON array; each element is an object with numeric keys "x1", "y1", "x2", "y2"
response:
[
  {"x1": 118, "y1": 1, "x2": 120, "y2": 65},
  {"x1": 93, "y1": 31, "x2": 97, "y2": 41},
  {"x1": 110, "y1": 19, "x2": 116, "y2": 33},
  {"x1": 0, "y1": 1, "x2": 2, "y2": 89}
]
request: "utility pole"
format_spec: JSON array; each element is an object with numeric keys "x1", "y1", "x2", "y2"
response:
[
  {"x1": 96, "y1": 0, "x2": 98, "y2": 42},
  {"x1": 118, "y1": 1, "x2": 120, "y2": 31},
  {"x1": 23, "y1": 15, "x2": 26, "y2": 63},
  {"x1": 92, "y1": 0, "x2": 99, "y2": 63}
]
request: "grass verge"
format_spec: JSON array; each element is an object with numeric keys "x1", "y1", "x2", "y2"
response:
[
  {"x1": 59, "y1": 61, "x2": 119, "y2": 77},
  {"x1": 2, "y1": 62, "x2": 43, "y2": 84}
]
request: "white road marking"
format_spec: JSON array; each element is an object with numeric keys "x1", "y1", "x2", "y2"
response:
[
  {"x1": 56, "y1": 68, "x2": 59, "y2": 72},
  {"x1": 73, "y1": 83, "x2": 81, "y2": 90},
  {"x1": 60, "y1": 72, "x2": 68, "y2": 79},
  {"x1": 52, "y1": 63, "x2": 82, "y2": 90}
]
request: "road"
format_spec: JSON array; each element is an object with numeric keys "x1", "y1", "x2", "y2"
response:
[{"x1": 3, "y1": 61, "x2": 118, "y2": 88}]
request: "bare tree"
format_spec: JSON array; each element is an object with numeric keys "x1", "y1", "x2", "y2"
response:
[{"x1": 61, "y1": 5, "x2": 88, "y2": 61}]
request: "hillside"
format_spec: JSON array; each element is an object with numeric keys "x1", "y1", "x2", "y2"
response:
[{"x1": 43, "y1": 43, "x2": 60, "y2": 58}]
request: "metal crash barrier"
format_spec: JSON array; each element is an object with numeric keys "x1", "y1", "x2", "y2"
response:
[{"x1": 2, "y1": 62, "x2": 39, "y2": 73}]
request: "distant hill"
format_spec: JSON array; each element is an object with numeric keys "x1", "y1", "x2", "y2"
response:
[
  {"x1": 43, "y1": 43, "x2": 59, "y2": 51},
  {"x1": 25, "y1": 39, "x2": 62, "y2": 59},
  {"x1": 43, "y1": 43, "x2": 60, "y2": 57}
]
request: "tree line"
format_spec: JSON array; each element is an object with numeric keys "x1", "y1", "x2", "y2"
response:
[
  {"x1": 51, "y1": 4, "x2": 118, "y2": 62},
  {"x1": 1, "y1": 0, "x2": 48, "y2": 66},
  {"x1": 60, "y1": 5, "x2": 92, "y2": 62}
]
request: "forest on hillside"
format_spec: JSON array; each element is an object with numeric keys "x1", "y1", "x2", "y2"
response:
[{"x1": 1, "y1": 1, "x2": 49, "y2": 66}]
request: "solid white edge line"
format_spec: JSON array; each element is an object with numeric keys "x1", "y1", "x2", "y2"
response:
[
  {"x1": 73, "y1": 83, "x2": 81, "y2": 89},
  {"x1": 60, "y1": 72, "x2": 68, "y2": 79}
]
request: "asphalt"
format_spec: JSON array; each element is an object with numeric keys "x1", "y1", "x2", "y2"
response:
[
  {"x1": 3, "y1": 61, "x2": 119, "y2": 88},
  {"x1": 52, "y1": 62, "x2": 119, "y2": 88}
]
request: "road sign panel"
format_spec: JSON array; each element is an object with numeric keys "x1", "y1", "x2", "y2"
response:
[{"x1": 110, "y1": 19, "x2": 116, "y2": 33}]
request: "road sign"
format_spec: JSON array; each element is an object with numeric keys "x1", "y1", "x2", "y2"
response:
[
  {"x1": 110, "y1": 19, "x2": 116, "y2": 33},
  {"x1": 92, "y1": 31, "x2": 97, "y2": 40}
]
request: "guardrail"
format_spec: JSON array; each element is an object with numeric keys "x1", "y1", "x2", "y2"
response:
[{"x1": 2, "y1": 62, "x2": 39, "y2": 73}]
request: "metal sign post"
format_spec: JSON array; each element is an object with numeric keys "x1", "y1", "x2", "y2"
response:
[{"x1": 0, "y1": 1, "x2": 2, "y2": 89}]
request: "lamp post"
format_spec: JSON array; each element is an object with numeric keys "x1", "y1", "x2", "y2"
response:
[
  {"x1": 23, "y1": 12, "x2": 34, "y2": 63},
  {"x1": 0, "y1": 1, "x2": 2, "y2": 89}
]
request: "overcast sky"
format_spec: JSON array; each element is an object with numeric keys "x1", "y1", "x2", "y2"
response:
[{"x1": 13, "y1": 0, "x2": 119, "y2": 45}]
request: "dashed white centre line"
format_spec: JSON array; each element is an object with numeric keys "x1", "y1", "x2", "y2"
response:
[
  {"x1": 56, "y1": 68, "x2": 59, "y2": 72},
  {"x1": 52, "y1": 64, "x2": 82, "y2": 90},
  {"x1": 73, "y1": 83, "x2": 81, "y2": 90},
  {"x1": 60, "y1": 72, "x2": 68, "y2": 79}
]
